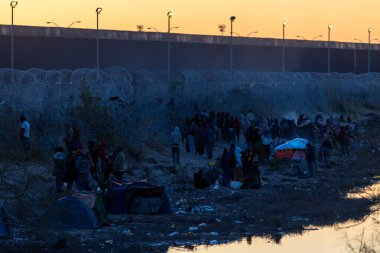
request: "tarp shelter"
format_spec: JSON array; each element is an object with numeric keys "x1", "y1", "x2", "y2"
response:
[
  {"x1": 274, "y1": 138, "x2": 308, "y2": 160},
  {"x1": 0, "y1": 205, "x2": 11, "y2": 238},
  {"x1": 39, "y1": 196, "x2": 99, "y2": 229},
  {"x1": 105, "y1": 181, "x2": 172, "y2": 215}
]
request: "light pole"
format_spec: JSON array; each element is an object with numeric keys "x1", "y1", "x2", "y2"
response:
[
  {"x1": 167, "y1": 11, "x2": 173, "y2": 81},
  {"x1": 230, "y1": 16, "x2": 236, "y2": 71},
  {"x1": 368, "y1": 28, "x2": 373, "y2": 73},
  {"x1": 312, "y1": 35, "x2": 323, "y2": 40},
  {"x1": 282, "y1": 21, "x2": 287, "y2": 72},
  {"x1": 327, "y1": 24, "x2": 333, "y2": 74},
  {"x1": 96, "y1": 7, "x2": 102, "y2": 69},
  {"x1": 353, "y1": 38, "x2": 362, "y2": 73},
  {"x1": 10, "y1": 1, "x2": 18, "y2": 71},
  {"x1": 167, "y1": 11, "x2": 172, "y2": 33}
]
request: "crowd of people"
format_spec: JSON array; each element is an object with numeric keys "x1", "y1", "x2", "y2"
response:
[
  {"x1": 176, "y1": 107, "x2": 359, "y2": 190},
  {"x1": 54, "y1": 123, "x2": 127, "y2": 194}
]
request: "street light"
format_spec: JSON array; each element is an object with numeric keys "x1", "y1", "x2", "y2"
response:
[
  {"x1": 368, "y1": 28, "x2": 373, "y2": 73},
  {"x1": 96, "y1": 7, "x2": 102, "y2": 69},
  {"x1": 230, "y1": 16, "x2": 236, "y2": 71},
  {"x1": 296, "y1": 35, "x2": 306, "y2": 40},
  {"x1": 167, "y1": 11, "x2": 173, "y2": 33},
  {"x1": 169, "y1": 26, "x2": 179, "y2": 32},
  {"x1": 327, "y1": 24, "x2": 333, "y2": 74},
  {"x1": 312, "y1": 35, "x2": 323, "y2": 40},
  {"x1": 10, "y1": 1, "x2": 18, "y2": 71},
  {"x1": 246, "y1": 31, "x2": 258, "y2": 37},
  {"x1": 167, "y1": 11, "x2": 173, "y2": 81},
  {"x1": 147, "y1": 27, "x2": 160, "y2": 32},
  {"x1": 282, "y1": 21, "x2": 287, "y2": 72},
  {"x1": 67, "y1": 20, "x2": 81, "y2": 28},
  {"x1": 46, "y1": 21, "x2": 59, "y2": 27},
  {"x1": 233, "y1": 31, "x2": 258, "y2": 37},
  {"x1": 47, "y1": 21, "x2": 81, "y2": 28}
]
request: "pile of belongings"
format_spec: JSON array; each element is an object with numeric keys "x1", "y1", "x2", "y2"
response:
[{"x1": 274, "y1": 138, "x2": 308, "y2": 160}]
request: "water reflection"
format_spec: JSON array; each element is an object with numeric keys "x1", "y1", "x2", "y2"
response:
[{"x1": 169, "y1": 183, "x2": 380, "y2": 253}]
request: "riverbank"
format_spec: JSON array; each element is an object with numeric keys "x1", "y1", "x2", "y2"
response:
[{"x1": 1, "y1": 114, "x2": 380, "y2": 253}]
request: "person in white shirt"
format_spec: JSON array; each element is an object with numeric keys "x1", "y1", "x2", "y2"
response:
[{"x1": 19, "y1": 115, "x2": 31, "y2": 157}]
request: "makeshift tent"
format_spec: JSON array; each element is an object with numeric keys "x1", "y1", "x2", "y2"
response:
[
  {"x1": 105, "y1": 181, "x2": 172, "y2": 215},
  {"x1": 0, "y1": 205, "x2": 11, "y2": 238},
  {"x1": 39, "y1": 196, "x2": 99, "y2": 229},
  {"x1": 274, "y1": 138, "x2": 308, "y2": 160}
]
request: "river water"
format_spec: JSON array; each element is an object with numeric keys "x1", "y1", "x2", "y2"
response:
[{"x1": 169, "y1": 183, "x2": 380, "y2": 253}]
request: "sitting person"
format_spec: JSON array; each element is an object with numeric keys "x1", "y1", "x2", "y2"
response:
[{"x1": 240, "y1": 156, "x2": 262, "y2": 189}]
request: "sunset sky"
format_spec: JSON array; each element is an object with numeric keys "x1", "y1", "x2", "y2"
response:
[{"x1": 0, "y1": 0, "x2": 379, "y2": 43}]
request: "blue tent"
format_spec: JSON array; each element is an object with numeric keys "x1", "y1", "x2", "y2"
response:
[
  {"x1": 0, "y1": 205, "x2": 11, "y2": 238},
  {"x1": 39, "y1": 196, "x2": 99, "y2": 229},
  {"x1": 105, "y1": 181, "x2": 172, "y2": 215}
]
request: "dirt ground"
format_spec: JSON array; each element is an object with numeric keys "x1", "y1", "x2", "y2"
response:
[{"x1": 1, "y1": 114, "x2": 380, "y2": 253}]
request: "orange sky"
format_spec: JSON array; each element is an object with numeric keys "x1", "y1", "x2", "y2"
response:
[{"x1": 0, "y1": 0, "x2": 380, "y2": 43}]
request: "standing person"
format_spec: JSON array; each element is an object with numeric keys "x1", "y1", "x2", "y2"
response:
[
  {"x1": 114, "y1": 147, "x2": 126, "y2": 181},
  {"x1": 87, "y1": 141, "x2": 99, "y2": 180},
  {"x1": 305, "y1": 143, "x2": 315, "y2": 177},
  {"x1": 261, "y1": 130, "x2": 272, "y2": 160},
  {"x1": 63, "y1": 122, "x2": 74, "y2": 154},
  {"x1": 73, "y1": 149, "x2": 91, "y2": 191},
  {"x1": 97, "y1": 140, "x2": 107, "y2": 172},
  {"x1": 170, "y1": 127, "x2": 182, "y2": 165},
  {"x1": 53, "y1": 147, "x2": 66, "y2": 193},
  {"x1": 204, "y1": 124, "x2": 215, "y2": 159},
  {"x1": 19, "y1": 115, "x2": 31, "y2": 159},
  {"x1": 233, "y1": 116, "x2": 241, "y2": 143}
]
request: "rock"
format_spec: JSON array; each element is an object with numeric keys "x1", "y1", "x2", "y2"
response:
[
  {"x1": 188, "y1": 227, "x2": 198, "y2": 231},
  {"x1": 234, "y1": 220, "x2": 243, "y2": 224},
  {"x1": 105, "y1": 240, "x2": 113, "y2": 245},
  {"x1": 215, "y1": 218, "x2": 222, "y2": 223},
  {"x1": 210, "y1": 240, "x2": 218, "y2": 245},
  {"x1": 210, "y1": 232, "x2": 219, "y2": 236},
  {"x1": 198, "y1": 223, "x2": 207, "y2": 228}
]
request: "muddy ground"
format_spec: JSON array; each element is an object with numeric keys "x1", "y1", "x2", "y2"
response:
[{"x1": 1, "y1": 114, "x2": 380, "y2": 253}]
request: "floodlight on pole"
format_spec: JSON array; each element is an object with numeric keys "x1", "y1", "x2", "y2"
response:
[
  {"x1": 96, "y1": 7, "x2": 102, "y2": 69},
  {"x1": 229, "y1": 16, "x2": 236, "y2": 71},
  {"x1": 167, "y1": 11, "x2": 173, "y2": 81},
  {"x1": 282, "y1": 21, "x2": 287, "y2": 72},
  {"x1": 218, "y1": 24, "x2": 226, "y2": 36},
  {"x1": 167, "y1": 11, "x2": 173, "y2": 33},
  {"x1": 10, "y1": 1, "x2": 18, "y2": 71},
  {"x1": 368, "y1": 28, "x2": 373, "y2": 73},
  {"x1": 327, "y1": 24, "x2": 333, "y2": 74}
]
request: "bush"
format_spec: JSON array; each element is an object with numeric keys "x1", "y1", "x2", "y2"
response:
[{"x1": 72, "y1": 85, "x2": 115, "y2": 142}]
